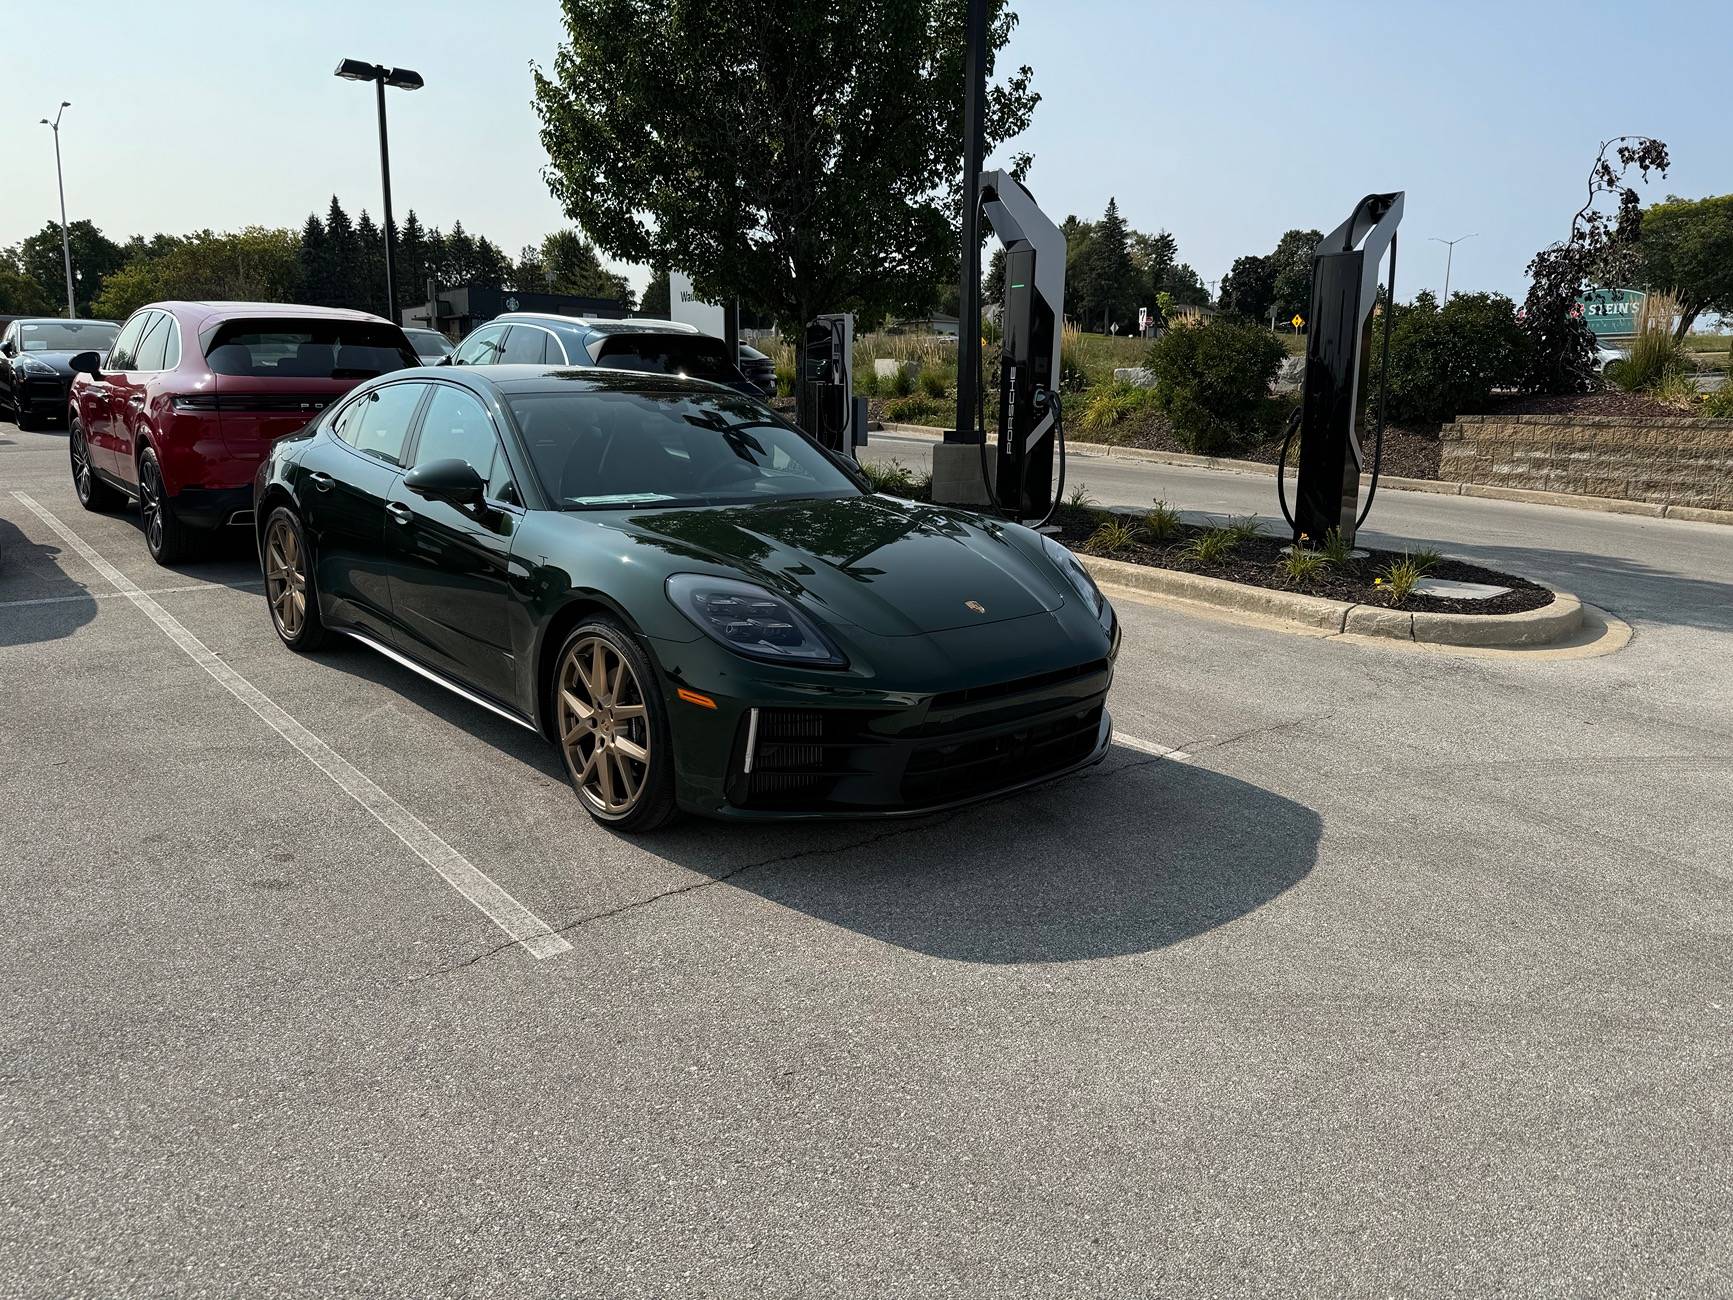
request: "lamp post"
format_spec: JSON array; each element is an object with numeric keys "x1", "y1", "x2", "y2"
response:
[
  {"x1": 334, "y1": 59, "x2": 424, "y2": 320},
  {"x1": 38, "y1": 102, "x2": 76, "y2": 318},
  {"x1": 1429, "y1": 233, "x2": 1476, "y2": 302}
]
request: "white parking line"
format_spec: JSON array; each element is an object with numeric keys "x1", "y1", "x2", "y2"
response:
[
  {"x1": 1113, "y1": 731, "x2": 1193, "y2": 763},
  {"x1": 12, "y1": 491, "x2": 573, "y2": 962},
  {"x1": 0, "y1": 581, "x2": 263, "y2": 609}
]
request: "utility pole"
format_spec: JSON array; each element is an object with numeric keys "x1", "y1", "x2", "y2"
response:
[
  {"x1": 1429, "y1": 233, "x2": 1476, "y2": 302},
  {"x1": 950, "y1": 0, "x2": 989, "y2": 446},
  {"x1": 38, "y1": 103, "x2": 76, "y2": 317}
]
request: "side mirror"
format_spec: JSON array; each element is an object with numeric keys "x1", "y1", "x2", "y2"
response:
[
  {"x1": 403, "y1": 458, "x2": 485, "y2": 507},
  {"x1": 0, "y1": 341, "x2": 14, "y2": 357},
  {"x1": 437, "y1": 354, "x2": 453, "y2": 366},
  {"x1": 67, "y1": 351, "x2": 102, "y2": 376}
]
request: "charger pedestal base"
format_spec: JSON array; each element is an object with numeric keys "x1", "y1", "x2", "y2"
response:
[{"x1": 931, "y1": 439, "x2": 996, "y2": 507}]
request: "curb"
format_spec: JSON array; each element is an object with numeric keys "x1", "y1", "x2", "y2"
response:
[
  {"x1": 1076, "y1": 553, "x2": 1586, "y2": 649},
  {"x1": 873, "y1": 423, "x2": 1733, "y2": 528}
]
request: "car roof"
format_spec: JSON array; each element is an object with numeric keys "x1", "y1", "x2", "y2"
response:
[
  {"x1": 150, "y1": 301, "x2": 399, "y2": 329},
  {"x1": 492, "y1": 312, "x2": 704, "y2": 337},
  {"x1": 14, "y1": 317, "x2": 116, "y2": 328},
  {"x1": 435, "y1": 363, "x2": 738, "y2": 397}
]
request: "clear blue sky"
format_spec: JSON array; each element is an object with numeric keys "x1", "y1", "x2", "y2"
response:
[{"x1": 3, "y1": 0, "x2": 1726, "y2": 311}]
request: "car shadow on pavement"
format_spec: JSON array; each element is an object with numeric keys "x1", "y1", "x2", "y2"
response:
[
  {"x1": 0, "y1": 515, "x2": 97, "y2": 647},
  {"x1": 646, "y1": 750, "x2": 1322, "y2": 964}
]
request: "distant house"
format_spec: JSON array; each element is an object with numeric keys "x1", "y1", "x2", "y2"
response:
[{"x1": 889, "y1": 314, "x2": 960, "y2": 338}]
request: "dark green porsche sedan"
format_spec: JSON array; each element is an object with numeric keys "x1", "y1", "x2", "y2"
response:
[{"x1": 253, "y1": 365, "x2": 1118, "y2": 831}]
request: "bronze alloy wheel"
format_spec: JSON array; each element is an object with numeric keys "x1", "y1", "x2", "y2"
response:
[
  {"x1": 263, "y1": 513, "x2": 309, "y2": 640},
  {"x1": 557, "y1": 633, "x2": 653, "y2": 818}
]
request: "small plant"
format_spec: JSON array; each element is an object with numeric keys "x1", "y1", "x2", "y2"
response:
[
  {"x1": 773, "y1": 359, "x2": 795, "y2": 398},
  {"x1": 1085, "y1": 517, "x2": 1140, "y2": 556},
  {"x1": 1277, "y1": 546, "x2": 1330, "y2": 587},
  {"x1": 855, "y1": 368, "x2": 880, "y2": 398},
  {"x1": 889, "y1": 365, "x2": 916, "y2": 398},
  {"x1": 917, "y1": 366, "x2": 949, "y2": 399},
  {"x1": 882, "y1": 394, "x2": 949, "y2": 426},
  {"x1": 1408, "y1": 546, "x2": 1443, "y2": 574},
  {"x1": 1379, "y1": 556, "x2": 1425, "y2": 603},
  {"x1": 1318, "y1": 528, "x2": 1355, "y2": 568},
  {"x1": 1222, "y1": 515, "x2": 1264, "y2": 547},
  {"x1": 1702, "y1": 386, "x2": 1733, "y2": 419},
  {"x1": 859, "y1": 458, "x2": 918, "y2": 496},
  {"x1": 1144, "y1": 499, "x2": 1182, "y2": 541},
  {"x1": 1181, "y1": 528, "x2": 1239, "y2": 566},
  {"x1": 1653, "y1": 368, "x2": 1699, "y2": 406},
  {"x1": 1066, "y1": 484, "x2": 1097, "y2": 509}
]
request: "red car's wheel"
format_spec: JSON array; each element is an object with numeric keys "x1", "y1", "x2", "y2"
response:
[
  {"x1": 70, "y1": 416, "x2": 121, "y2": 513},
  {"x1": 138, "y1": 446, "x2": 195, "y2": 565}
]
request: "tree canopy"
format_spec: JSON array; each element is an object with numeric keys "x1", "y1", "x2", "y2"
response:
[
  {"x1": 10, "y1": 221, "x2": 126, "y2": 316},
  {"x1": 1640, "y1": 193, "x2": 1733, "y2": 339},
  {"x1": 94, "y1": 228, "x2": 303, "y2": 319},
  {"x1": 532, "y1": 0, "x2": 1039, "y2": 335}
]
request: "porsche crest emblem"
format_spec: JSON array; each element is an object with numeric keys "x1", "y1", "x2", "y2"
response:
[{"x1": 965, "y1": 600, "x2": 987, "y2": 614}]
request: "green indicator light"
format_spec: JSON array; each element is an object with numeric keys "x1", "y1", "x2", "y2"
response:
[{"x1": 1010, "y1": 282, "x2": 1026, "y2": 288}]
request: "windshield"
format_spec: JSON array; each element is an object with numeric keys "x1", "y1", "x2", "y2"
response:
[
  {"x1": 406, "y1": 329, "x2": 451, "y2": 358},
  {"x1": 204, "y1": 320, "x2": 417, "y2": 379},
  {"x1": 505, "y1": 388, "x2": 862, "y2": 510},
  {"x1": 590, "y1": 334, "x2": 741, "y2": 384},
  {"x1": 20, "y1": 321, "x2": 118, "y2": 352}
]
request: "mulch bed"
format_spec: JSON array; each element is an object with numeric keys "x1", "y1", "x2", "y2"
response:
[{"x1": 1052, "y1": 510, "x2": 1554, "y2": 616}]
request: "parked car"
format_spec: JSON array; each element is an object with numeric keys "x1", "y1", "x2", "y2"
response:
[
  {"x1": 0, "y1": 318, "x2": 120, "y2": 430},
  {"x1": 737, "y1": 342, "x2": 777, "y2": 396},
  {"x1": 253, "y1": 364, "x2": 1117, "y2": 831},
  {"x1": 403, "y1": 326, "x2": 454, "y2": 363},
  {"x1": 449, "y1": 312, "x2": 764, "y2": 397},
  {"x1": 67, "y1": 301, "x2": 417, "y2": 564}
]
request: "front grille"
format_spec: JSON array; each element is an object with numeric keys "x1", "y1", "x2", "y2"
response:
[
  {"x1": 735, "y1": 670, "x2": 1107, "y2": 814},
  {"x1": 23, "y1": 376, "x2": 66, "y2": 403}
]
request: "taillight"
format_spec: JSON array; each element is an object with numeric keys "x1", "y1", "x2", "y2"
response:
[
  {"x1": 172, "y1": 394, "x2": 220, "y2": 412},
  {"x1": 171, "y1": 394, "x2": 330, "y2": 414}
]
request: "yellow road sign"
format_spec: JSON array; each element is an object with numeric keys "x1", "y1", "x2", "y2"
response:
[{"x1": 1291, "y1": 314, "x2": 1304, "y2": 329}]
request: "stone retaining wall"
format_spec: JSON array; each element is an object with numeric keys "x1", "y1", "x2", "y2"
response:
[{"x1": 1440, "y1": 414, "x2": 1733, "y2": 511}]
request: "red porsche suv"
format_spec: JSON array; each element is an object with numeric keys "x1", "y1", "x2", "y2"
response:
[{"x1": 67, "y1": 302, "x2": 417, "y2": 563}]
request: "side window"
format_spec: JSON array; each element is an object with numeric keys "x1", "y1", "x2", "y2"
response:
[
  {"x1": 414, "y1": 385, "x2": 516, "y2": 502},
  {"x1": 500, "y1": 326, "x2": 549, "y2": 365},
  {"x1": 333, "y1": 382, "x2": 425, "y2": 467},
  {"x1": 133, "y1": 312, "x2": 172, "y2": 372},
  {"x1": 107, "y1": 313, "x2": 151, "y2": 371},
  {"x1": 452, "y1": 324, "x2": 505, "y2": 366},
  {"x1": 160, "y1": 317, "x2": 182, "y2": 370},
  {"x1": 1, "y1": 323, "x2": 15, "y2": 353}
]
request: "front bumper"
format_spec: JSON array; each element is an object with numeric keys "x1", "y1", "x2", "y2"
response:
[
  {"x1": 651, "y1": 609, "x2": 1117, "y2": 820},
  {"x1": 16, "y1": 374, "x2": 68, "y2": 416}
]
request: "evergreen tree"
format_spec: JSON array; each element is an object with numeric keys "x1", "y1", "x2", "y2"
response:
[
  {"x1": 398, "y1": 211, "x2": 428, "y2": 304},
  {"x1": 1074, "y1": 197, "x2": 1136, "y2": 332},
  {"x1": 355, "y1": 210, "x2": 383, "y2": 315},
  {"x1": 472, "y1": 236, "x2": 512, "y2": 289},
  {"x1": 424, "y1": 227, "x2": 448, "y2": 290},
  {"x1": 513, "y1": 244, "x2": 548, "y2": 292},
  {"x1": 445, "y1": 221, "x2": 478, "y2": 283},
  {"x1": 639, "y1": 263, "x2": 671, "y2": 317},
  {"x1": 324, "y1": 197, "x2": 357, "y2": 309},
  {"x1": 298, "y1": 213, "x2": 330, "y2": 306}
]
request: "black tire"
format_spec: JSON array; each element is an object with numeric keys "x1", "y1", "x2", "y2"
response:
[
  {"x1": 261, "y1": 506, "x2": 328, "y2": 652},
  {"x1": 14, "y1": 401, "x2": 40, "y2": 432},
  {"x1": 138, "y1": 445, "x2": 195, "y2": 565},
  {"x1": 70, "y1": 416, "x2": 122, "y2": 512},
  {"x1": 551, "y1": 618, "x2": 677, "y2": 833}
]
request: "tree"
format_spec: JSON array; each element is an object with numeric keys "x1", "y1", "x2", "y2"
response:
[
  {"x1": 1217, "y1": 254, "x2": 1275, "y2": 320},
  {"x1": 1521, "y1": 135, "x2": 1669, "y2": 393},
  {"x1": 93, "y1": 228, "x2": 303, "y2": 319},
  {"x1": 1161, "y1": 261, "x2": 1209, "y2": 307},
  {"x1": 0, "y1": 252, "x2": 52, "y2": 315},
  {"x1": 1072, "y1": 197, "x2": 1136, "y2": 331},
  {"x1": 398, "y1": 211, "x2": 429, "y2": 302},
  {"x1": 639, "y1": 263, "x2": 671, "y2": 317},
  {"x1": 354, "y1": 210, "x2": 384, "y2": 315},
  {"x1": 15, "y1": 221, "x2": 126, "y2": 317},
  {"x1": 532, "y1": 0, "x2": 1039, "y2": 335},
  {"x1": 324, "y1": 197, "x2": 358, "y2": 310},
  {"x1": 982, "y1": 245, "x2": 1006, "y2": 308},
  {"x1": 539, "y1": 229, "x2": 630, "y2": 301},
  {"x1": 298, "y1": 213, "x2": 332, "y2": 306},
  {"x1": 1640, "y1": 193, "x2": 1733, "y2": 339},
  {"x1": 1377, "y1": 290, "x2": 1530, "y2": 425},
  {"x1": 1268, "y1": 228, "x2": 1322, "y2": 319}
]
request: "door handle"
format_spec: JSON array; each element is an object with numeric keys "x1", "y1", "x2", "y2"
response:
[
  {"x1": 386, "y1": 502, "x2": 414, "y2": 525},
  {"x1": 309, "y1": 472, "x2": 335, "y2": 493}
]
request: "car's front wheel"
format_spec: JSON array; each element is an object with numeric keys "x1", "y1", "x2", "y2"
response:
[
  {"x1": 14, "y1": 400, "x2": 40, "y2": 432},
  {"x1": 138, "y1": 446, "x2": 194, "y2": 565},
  {"x1": 553, "y1": 619, "x2": 676, "y2": 832},
  {"x1": 70, "y1": 417, "x2": 121, "y2": 512},
  {"x1": 262, "y1": 506, "x2": 328, "y2": 652}
]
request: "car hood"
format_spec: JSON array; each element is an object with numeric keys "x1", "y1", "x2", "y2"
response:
[
  {"x1": 611, "y1": 494, "x2": 1065, "y2": 636},
  {"x1": 11, "y1": 351, "x2": 83, "y2": 375}
]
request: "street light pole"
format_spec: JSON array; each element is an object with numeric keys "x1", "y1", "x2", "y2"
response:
[
  {"x1": 335, "y1": 59, "x2": 424, "y2": 322},
  {"x1": 1429, "y1": 233, "x2": 1476, "y2": 302},
  {"x1": 39, "y1": 103, "x2": 76, "y2": 318}
]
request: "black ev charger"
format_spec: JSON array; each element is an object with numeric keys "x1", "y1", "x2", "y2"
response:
[
  {"x1": 796, "y1": 312, "x2": 866, "y2": 461},
  {"x1": 973, "y1": 169, "x2": 1068, "y2": 528},
  {"x1": 1278, "y1": 191, "x2": 1404, "y2": 547}
]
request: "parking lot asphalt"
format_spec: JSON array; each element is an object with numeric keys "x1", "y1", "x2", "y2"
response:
[{"x1": 4, "y1": 414, "x2": 1731, "y2": 1298}]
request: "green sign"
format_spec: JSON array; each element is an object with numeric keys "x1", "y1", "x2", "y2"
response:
[{"x1": 1576, "y1": 287, "x2": 1646, "y2": 339}]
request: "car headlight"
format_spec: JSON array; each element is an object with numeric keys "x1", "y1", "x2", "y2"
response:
[
  {"x1": 666, "y1": 574, "x2": 846, "y2": 667},
  {"x1": 1041, "y1": 533, "x2": 1114, "y2": 629},
  {"x1": 14, "y1": 356, "x2": 50, "y2": 375}
]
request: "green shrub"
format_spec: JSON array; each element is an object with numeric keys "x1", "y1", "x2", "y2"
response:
[
  {"x1": 1144, "y1": 499, "x2": 1182, "y2": 541},
  {"x1": 1222, "y1": 516, "x2": 1264, "y2": 547},
  {"x1": 1146, "y1": 317, "x2": 1285, "y2": 455},
  {"x1": 860, "y1": 458, "x2": 919, "y2": 495},
  {"x1": 918, "y1": 366, "x2": 949, "y2": 399},
  {"x1": 1377, "y1": 290, "x2": 1530, "y2": 426},
  {"x1": 1277, "y1": 547, "x2": 1330, "y2": 586},
  {"x1": 883, "y1": 393, "x2": 949, "y2": 426},
  {"x1": 1075, "y1": 383, "x2": 1156, "y2": 441},
  {"x1": 1319, "y1": 527, "x2": 1355, "y2": 568},
  {"x1": 774, "y1": 359, "x2": 795, "y2": 398},
  {"x1": 1379, "y1": 556, "x2": 1426, "y2": 603},
  {"x1": 1066, "y1": 484, "x2": 1097, "y2": 509},
  {"x1": 1408, "y1": 546, "x2": 1442, "y2": 574},
  {"x1": 1181, "y1": 528, "x2": 1239, "y2": 565},
  {"x1": 888, "y1": 366, "x2": 916, "y2": 398},
  {"x1": 855, "y1": 368, "x2": 880, "y2": 398},
  {"x1": 1614, "y1": 291, "x2": 1692, "y2": 394},
  {"x1": 1701, "y1": 386, "x2": 1733, "y2": 419},
  {"x1": 1085, "y1": 518, "x2": 1140, "y2": 556}
]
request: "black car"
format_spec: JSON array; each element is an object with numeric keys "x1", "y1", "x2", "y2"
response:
[
  {"x1": 449, "y1": 313, "x2": 767, "y2": 397},
  {"x1": 253, "y1": 364, "x2": 1117, "y2": 832},
  {"x1": 403, "y1": 326, "x2": 454, "y2": 363},
  {"x1": 0, "y1": 318, "x2": 120, "y2": 429},
  {"x1": 737, "y1": 342, "x2": 777, "y2": 396}
]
